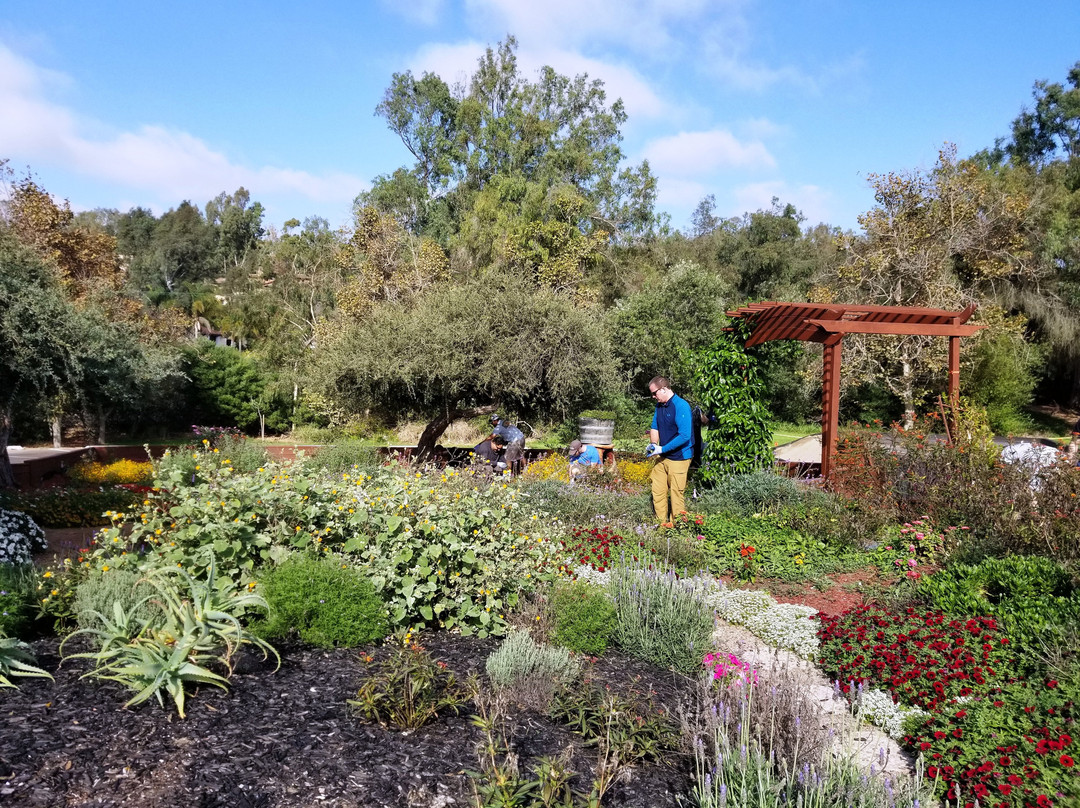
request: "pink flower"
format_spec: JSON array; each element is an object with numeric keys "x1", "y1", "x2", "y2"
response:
[{"x1": 908, "y1": 558, "x2": 918, "y2": 567}]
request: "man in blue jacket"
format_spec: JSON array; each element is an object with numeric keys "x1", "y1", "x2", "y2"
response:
[{"x1": 647, "y1": 376, "x2": 693, "y2": 526}]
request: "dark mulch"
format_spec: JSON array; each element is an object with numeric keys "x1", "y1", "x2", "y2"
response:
[{"x1": 0, "y1": 633, "x2": 696, "y2": 807}]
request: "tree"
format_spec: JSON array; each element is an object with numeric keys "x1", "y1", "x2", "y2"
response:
[
  {"x1": 0, "y1": 230, "x2": 84, "y2": 487},
  {"x1": 185, "y1": 342, "x2": 281, "y2": 432},
  {"x1": 306, "y1": 272, "x2": 616, "y2": 460},
  {"x1": 607, "y1": 260, "x2": 732, "y2": 392},
  {"x1": 371, "y1": 36, "x2": 661, "y2": 283},
  {"x1": 205, "y1": 188, "x2": 265, "y2": 276},
  {"x1": 821, "y1": 145, "x2": 1041, "y2": 427},
  {"x1": 1, "y1": 169, "x2": 122, "y2": 299}
]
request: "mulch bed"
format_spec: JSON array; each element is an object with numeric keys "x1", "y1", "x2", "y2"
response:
[{"x1": 1, "y1": 633, "x2": 695, "y2": 808}]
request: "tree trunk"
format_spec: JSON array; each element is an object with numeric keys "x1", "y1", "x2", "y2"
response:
[
  {"x1": 0, "y1": 408, "x2": 16, "y2": 489},
  {"x1": 413, "y1": 404, "x2": 498, "y2": 465},
  {"x1": 901, "y1": 360, "x2": 915, "y2": 430},
  {"x1": 50, "y1": 415, "x2": 63, "y2": 448},
  {"x1": 96, "y1": 404, "x2": 108, "y2": 444},
  {"x1": 259, "y1": 412, "x2": 266, "y2": 440}
]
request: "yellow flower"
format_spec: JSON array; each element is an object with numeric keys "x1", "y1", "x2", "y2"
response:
[
  {"x1": 42, "y1": 571, "x2": 53, "y2": 578},
  {"x1": 102, "y1": 565, "x2": 110, "y2": 572},
  {"x1": 51, "y1": 589, "x2": 59, "y2": 596}
]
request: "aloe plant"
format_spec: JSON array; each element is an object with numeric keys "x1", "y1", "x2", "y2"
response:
[
  {"x1": 62, "y1": 552, "x2": 278, "y2": 717},
  {"x1": 0, "y1": 635, "x2": 53, "y2": 688}
]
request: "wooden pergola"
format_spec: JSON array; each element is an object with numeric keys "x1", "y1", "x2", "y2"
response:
[{"x1": 726, "y1": 302, "x2": 984, "y2": 480}]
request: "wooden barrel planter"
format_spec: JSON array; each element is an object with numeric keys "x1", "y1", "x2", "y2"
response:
[{"x1": 578, "y1": 417, "x2": 615, "y2": 445}]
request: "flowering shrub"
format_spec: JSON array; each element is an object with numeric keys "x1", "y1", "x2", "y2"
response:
[
  {"x1": 67, "y1": 459, "x2": 154, "y2": 487},
  {"x1": 703, "y1": 651, "x2": 757, "y2": 686},
  {"x1": 559, "y1": 525, "x2": 657, "y2": 573},
  {"x1": 521, "y1": 453, "x2": 570, "y2": 483},
  {"x1": 817, "y1": 603, "x2": 1079, "y2": 806},
  {"x1": 0, "y1": 509, "x2": 47, "y2": 565},
  {"x1": 83, "y1": 453, "x2": 562, "y2": 638},
  {"x1": 870, "y1": 516, "x2": 960, "y2": 583}
]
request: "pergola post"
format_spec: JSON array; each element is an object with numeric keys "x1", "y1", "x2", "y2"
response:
[{"x1": 820, "y1": 337, "x2": 842, "y2": 481}]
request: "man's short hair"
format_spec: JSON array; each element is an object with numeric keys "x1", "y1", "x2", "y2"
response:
[
  {"x1": 492, "y1": 434, "x2": 507, "y2": 447},
  {"x1": 648, "y1": 376, "x2": 671, "y2": 391}
]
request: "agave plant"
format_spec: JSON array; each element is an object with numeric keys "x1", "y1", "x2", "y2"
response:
[{"x1": 0, "y1": 635, "x2": 53, "y2": 688}]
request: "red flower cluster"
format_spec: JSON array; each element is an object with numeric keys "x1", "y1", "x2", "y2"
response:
[
  {"x1": 816, "y1": 604, "x2": 1012, "y2": 712},
  {"x1": 817, "y1": 604, "x2": 1077, "y2": 807},
  {"x1": 559, "y1": 526, "x2": 656, "y2": 573}
]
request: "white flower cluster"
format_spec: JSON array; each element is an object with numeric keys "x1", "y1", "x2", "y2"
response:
[
  {"x1": 0, "y1": 509, "x2": 47, "y2": 566},
  {"x1": 855, "y1": 687, "x2": 930, "y2": 739},
  {"x1": 706, "y1": 587, "x2": 820, "y2": 659},
  {"x1": 572, "y1": 563, "x2": 611, "y2": 587}
]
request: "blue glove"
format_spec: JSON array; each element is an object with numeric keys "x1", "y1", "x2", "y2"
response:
[{"x1": 646, "y1": 443, "x2": 662, "y2": 458}]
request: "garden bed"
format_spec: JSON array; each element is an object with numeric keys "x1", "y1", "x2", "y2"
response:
[{"x1": 0, "y1": 633, "x2": 694, "y2": 808}]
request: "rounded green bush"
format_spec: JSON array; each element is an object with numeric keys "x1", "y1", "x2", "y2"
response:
[
  {"x1": 0, "y1": 564, "x2": 38, "y2": 638},
  {"x1": 73, "y1": 568, "x2": 161, "y2": 630},
  {"x1": 550, "y1": 580, "x2": 617, "y2": 655},
  {"x1": 255, "y1": 554, "x2": 388, "y2": 647}
]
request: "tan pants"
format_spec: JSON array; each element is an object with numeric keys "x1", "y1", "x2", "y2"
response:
[{"x1": 650, "y1": 457, "x2": 691, "y2": 523}]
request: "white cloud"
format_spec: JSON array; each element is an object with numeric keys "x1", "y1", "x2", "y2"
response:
[
  {"x1": 643, "y1": 129, "x2": 775, "y2": 175},
  {"x1": 409, "y1": 40, "x2": 667, "y2": 120},
  {"x1": 733, "y1": 181, "x2": 832, "y2": 227},
  {"x1": 0, "y1": 44, "x2": 364, "y2": 211},
  {"x1": 464, "y1": 0, "x2": 713, "y2": 55}
]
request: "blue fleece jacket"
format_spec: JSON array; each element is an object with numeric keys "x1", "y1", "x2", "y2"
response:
[{"x1": 651, "y1": 393, "x2": 694, "y2": 461}]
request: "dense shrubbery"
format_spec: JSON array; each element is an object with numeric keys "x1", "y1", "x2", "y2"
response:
[
  {"x1": 82, "y1": 448, "x2": 564, "y2": 638},
  {"x1": 254, "y1": 553, "x2": 388, "y2": 647},
  {"x1": 0, "y1": 487, "x2": 141, "y2": 529},
  {"x1": 67, "y1": 459, "x2": 154, "y2": 487},
  {"x1": 549, "y1": 580, "x2": 617, "y2": 655},
  {"x1": 0, "y1": 508, "x2": 47, "y2": 564}
]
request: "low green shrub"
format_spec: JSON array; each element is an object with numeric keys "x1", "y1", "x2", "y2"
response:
[
  {"x1": 550, "y1": 580, "x2": 616, "y2": 655},
  {"x1": 254, "y1": 554, "x2": 388, "y2": 647},
  {"x1": 695, "y1": 470, "x2": 806, "y2": 516},
  {"x1": 303, "y1": 441, "x2": 381, "y2": 475},
  {"x1": 72, "y1": 568, "x2": 160, "y2": 631},
  {"x1": 521, "y1": 477, "x2": 654, "y2": 532},
  {"x1": 916, "y1": 555, "x2": 1080, "y2": 672},
  {"x1": 608, "y1": 561, "x2": 715, "y2": 675},
  {"x1": 349, "y1": 639, "x2": 468, "y2": 729},
  {"x1": 215, "y1": 434, "x2": 270, "y2": 474},
  {"x1": 485, "y1": 629, "x2": 580, "y2": 708},
  {"x1": 0, "y1": 564, "x2": 38, "y2": 638},
  {"x1": 700, "y1": 513, "x2": 866, "y2": 581}
]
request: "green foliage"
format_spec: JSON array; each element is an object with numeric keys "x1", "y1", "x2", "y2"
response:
[
  {"x1": 303, "y1": 440, "x2": 381, "y2": 476},
  {"x1": 700, "y1": 513, "x2": 865, "y2": 581},
  {"x1": 684, "y1": 326, "x2": 773, "y2": 481},
  {"x1": 485, "y1": 630, "x2": 580, "y2": 707},
  {"x1": 349, "y1": 639, "x2": 469, "y2": 730},
  {"x1": 550, "y1": 677, "x2": 679, "y2": 765},
  {"x1": 308, "y1": 272, "x2": 616, "y2": 426},
  {"x1": 0, "y1": 635, "x2": 53, "y2": 689},
  {"x1": 184, "y1": 342, "x2": 285, "y2": 432},
  {"x1": 0, "y1": 487, "x2": 140, "y2": 529},
  {"x1": 549, "y1": 580, "x2": 617, "y2": 655},
  {"x1": 520, "y1": 477, "x2": 653, "y2": 535},
  {"x1": 87, "y1": 457, "x2": 561, "y2": 638},
  {"x1": 608, "y1": 561, "x2": 715, "y2": 675},
  {"x1": 916, "y1": 555, "x2": 1080, "y2": 672},
  {"x1": 967, "y1": 328, "x2": 1043, "y2": 433},
  {"x1": 72, "y1": 568, "x2": 161, "y2": 631},
  {"x1": 254, "y1": 554, "x2": 388, "y2": 647},
  {"x1": 0, "y1": 564, "x2": 38, "y2": 638},
  {"x1": 61, "y1": 555, "x2": 277, "y2": 717},
  {"x1": 693, "y1": 470, "x2": 806, "y2": 516},
  {"x1": 607, "y1": 260, "x2": 732, "y2": 391}
]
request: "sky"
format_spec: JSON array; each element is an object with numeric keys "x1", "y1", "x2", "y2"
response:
[{"x1": 1, "y1": 1, "x2": 1078, "y2": 236}]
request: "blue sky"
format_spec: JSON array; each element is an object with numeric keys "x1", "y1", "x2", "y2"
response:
[{"x1": 1, "y1": 1, "x2": 1078, "y2": 235}]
